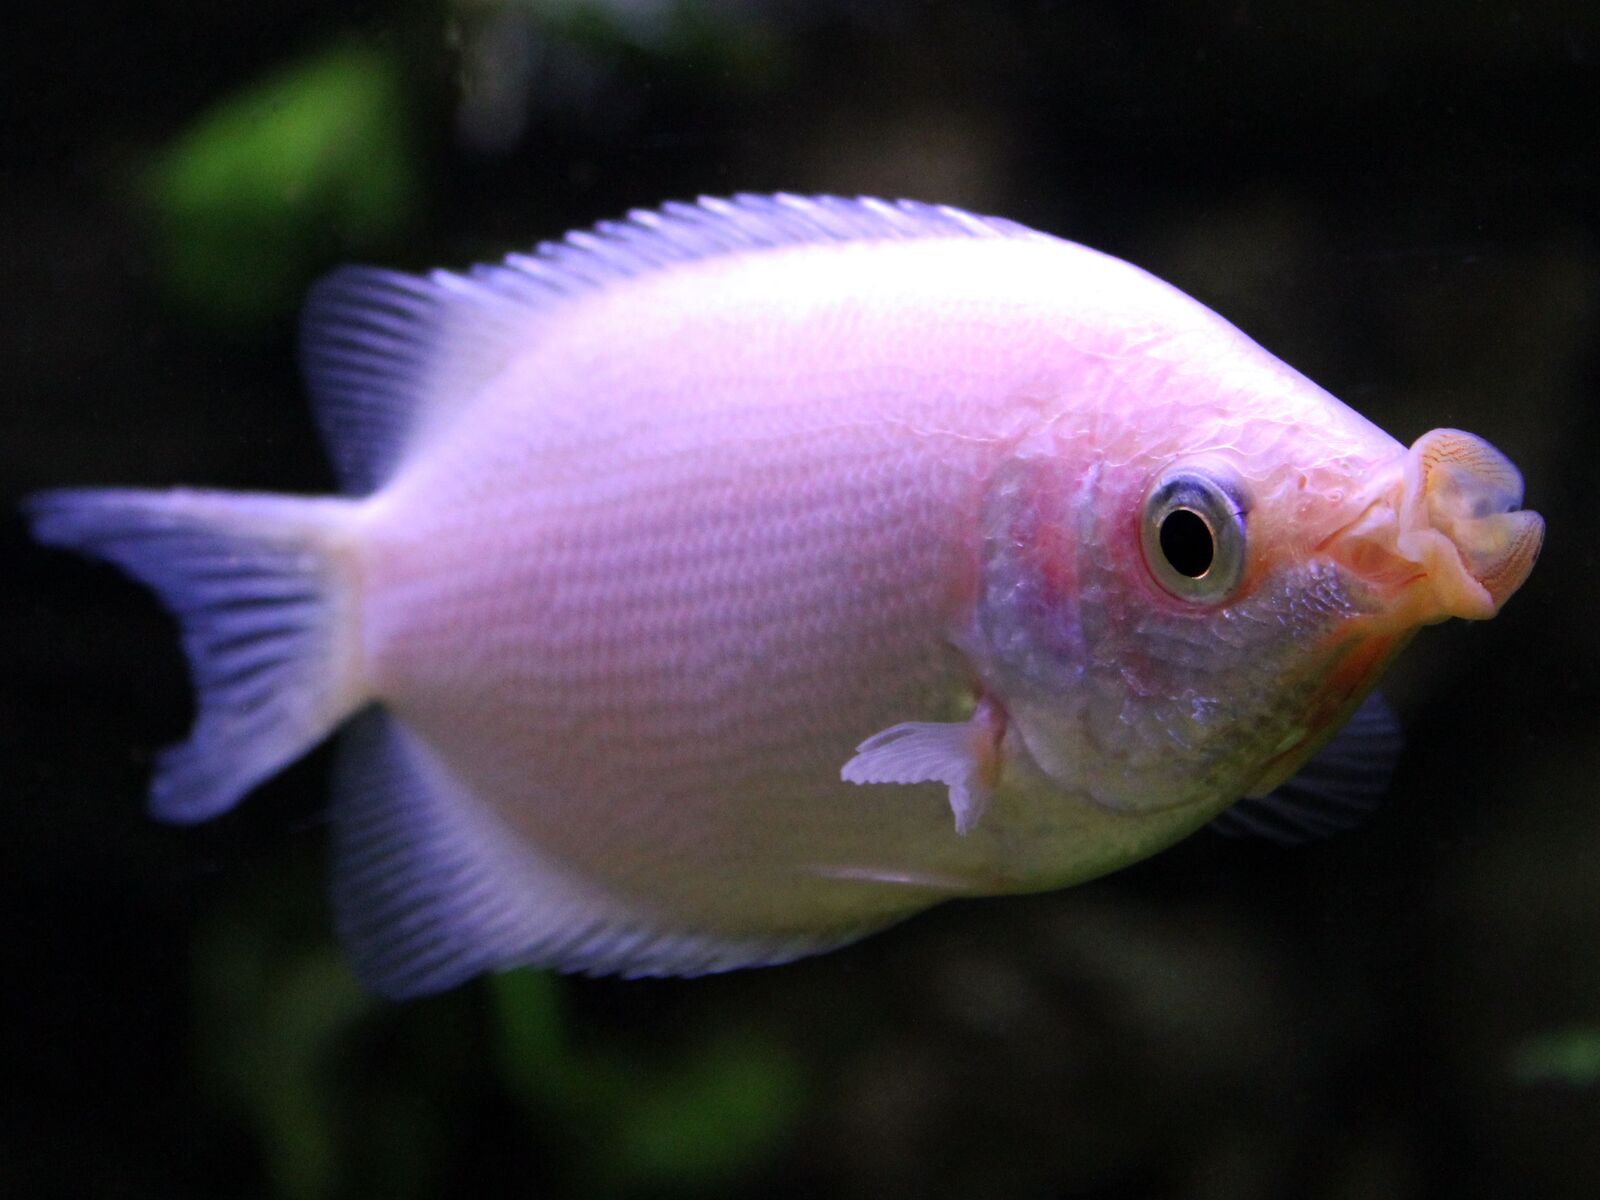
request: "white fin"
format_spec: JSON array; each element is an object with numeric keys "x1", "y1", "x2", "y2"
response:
[
  {"x1": 299, "y1": 194, "x2": 1052, "y2": 493},
  {"x1": 842, "y1": 701, "x2": 1004, "y2": 835},
  {"x1": 807, "y1": 863, "x2": 988, "y2": 893},
  {"x1": 1211, "y1": 693, "x2": 1402, "y2": 845},
  {"x1": 331, "y1": 710, "x2": 885, "y2": 997},
  {"x1": 26, "y1": 488, "x2": 362, "y2": 823}
]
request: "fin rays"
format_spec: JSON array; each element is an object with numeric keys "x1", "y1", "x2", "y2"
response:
[
  {"x1": 330, "y1": 711, "x2": 886, "y2": 997},
  {"x1": 1211, "y1": 693, "x2": 1402, "y2": 846},
  {"x1": 300, "y1": 194, "x2": 1050, "y2": 495},
  {"x1": 27, "y1": 488, "x2": 361, "y2": 824}
]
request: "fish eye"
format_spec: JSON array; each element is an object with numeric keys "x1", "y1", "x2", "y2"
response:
[{"x1": 1140, "y1": 466, "x2": 1247, "y2": 603}]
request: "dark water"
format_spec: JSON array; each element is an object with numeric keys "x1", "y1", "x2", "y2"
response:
[{"x1": 5, "y1": 3, "x2": 1599, "y2": 1197}]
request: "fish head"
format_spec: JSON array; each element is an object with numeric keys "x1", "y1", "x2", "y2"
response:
[{"x1": 972, "y1": 403, "x2": 1542, "y2": 815}]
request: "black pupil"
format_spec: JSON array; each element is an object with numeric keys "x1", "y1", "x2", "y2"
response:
[{"x1": 1159, "y1": 508, "x2": 1214, "y2": 578}]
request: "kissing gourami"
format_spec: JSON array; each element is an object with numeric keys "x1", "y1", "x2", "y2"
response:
[{"x1": 28, "y1": 195, "x2": 1543, "y2": 996}]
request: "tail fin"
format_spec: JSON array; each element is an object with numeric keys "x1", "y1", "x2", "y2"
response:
[{"x1": 27, "y1": 488, "x2": 366, "y2": 823}]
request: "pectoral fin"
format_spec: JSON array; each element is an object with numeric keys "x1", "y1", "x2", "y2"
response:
[{"x1": 841, "y1": 698, "x2": 1005, "y2": 835}]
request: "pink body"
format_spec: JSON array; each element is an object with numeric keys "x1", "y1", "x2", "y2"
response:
[
  {"x1": 32, "y1": 197, "x2": 1542, "y2": 991},
  {"x1": 355, "y1": 234, "x2": 1397, "y2": 933}
]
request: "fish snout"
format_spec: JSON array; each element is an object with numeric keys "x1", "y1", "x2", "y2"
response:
[{"x1": 1394, "y1": 428, "x2": 1544, "y2": 620}]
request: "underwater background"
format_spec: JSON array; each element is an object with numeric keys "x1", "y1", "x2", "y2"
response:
[{"x1": 4, "y1": 2, "x2": 1598, "y2": 1197}]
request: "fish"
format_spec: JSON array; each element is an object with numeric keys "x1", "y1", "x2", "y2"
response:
[{"x1": 27, "y1": 194, "x2": 1543, "y2": 996}]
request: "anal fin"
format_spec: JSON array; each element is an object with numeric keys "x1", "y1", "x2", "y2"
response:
[{"x1": 331, "y1": 710, "x2": 879, "y2": 996}]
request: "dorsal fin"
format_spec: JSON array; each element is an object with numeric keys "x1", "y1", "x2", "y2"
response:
[{"x1": 298, "y1": 194, "x2": 1050, "y2": 494}]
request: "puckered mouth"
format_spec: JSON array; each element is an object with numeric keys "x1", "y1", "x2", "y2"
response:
[
  {"x1": 1242, "y1": 428, "x2": 1543, "y2": 799},
  {"x1": 1321, "y1": 428, "x2": 1544, "y2": 630}
]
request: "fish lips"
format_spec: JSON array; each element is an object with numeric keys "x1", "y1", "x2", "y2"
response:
[
  {"x1": 1323, "y1": 428, "x2": 1544, "y2": 629},
  {"x1": 1394, "y1": 428, "x2": 1544, "y2": 619},
  {"x1": 1245, "y1": 430, "x2": 1543, "y2": 799}
]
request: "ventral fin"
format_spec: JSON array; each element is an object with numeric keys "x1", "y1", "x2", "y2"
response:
[
  {"x1": 299, "y1": 194, "x2": 1048, "y2": 494},
  {"x1": 1211, "y1": 693, "x2": 1403, "y2": 846},
  {"x1": 841, "y1": 698, "x2": 1005, "y2": 835}
]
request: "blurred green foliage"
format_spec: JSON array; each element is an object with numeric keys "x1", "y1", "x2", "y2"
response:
[
  {"x1": 193, "y1": 866, "x2": 472, "y2": 1200},
  {"x1": 193, "y1": 870, "x2": 801, "y2": 1199},
  {"x1": 143, "y1": 43, "x2": 419, "y2": 330},
  {"x1": 492, "y1": 970, "x2": 804, "y2": 1197},
  {"x1": 1510, "y1": 1028, "x2": 1600, "y2": 1088},
  {"x1": 541, "y1": 0, "x2": 785, "y2": 85},
  {"x1": 195, "y1": 928, "x2": 371, "y2": 1200}
]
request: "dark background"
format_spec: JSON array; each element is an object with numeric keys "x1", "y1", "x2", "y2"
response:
[{"x1": 4, "y1": 2, "x2": 1598, "y2": 1197}]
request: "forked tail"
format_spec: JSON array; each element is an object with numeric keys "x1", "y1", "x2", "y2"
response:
[{"x1": 27, "y1": 488, "x2": 366, "y2": 823}]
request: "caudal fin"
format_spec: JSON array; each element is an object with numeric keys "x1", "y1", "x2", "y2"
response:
[{"x1": 27, "y1": 488, "x2": 365, "y2": 823}]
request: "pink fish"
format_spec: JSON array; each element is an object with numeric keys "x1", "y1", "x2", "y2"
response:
[{"x1": 29, "y1": 195, "x2": 1543, "y2": 995}]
